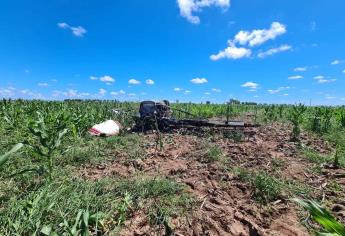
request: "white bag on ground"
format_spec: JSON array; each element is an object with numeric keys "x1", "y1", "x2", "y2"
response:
[{"x1": 88, "y1": 120, "x2": 121, "y2": 136}]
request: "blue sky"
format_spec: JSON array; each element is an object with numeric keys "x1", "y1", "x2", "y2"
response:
[{"x1": 0, "y1": 0, "x2": 345, "y2": 105}]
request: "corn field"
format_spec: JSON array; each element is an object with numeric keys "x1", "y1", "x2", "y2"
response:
[{"x1": 0, "y1": 99, "x2": 345, "y2": 235}]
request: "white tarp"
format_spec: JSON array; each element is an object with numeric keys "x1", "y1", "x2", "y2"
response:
[{"x1": 88, "y1": 120, "x2": 121, "y2": 136}]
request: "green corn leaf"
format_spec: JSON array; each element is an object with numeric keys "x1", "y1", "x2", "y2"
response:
[
  {"x1": 292, "y1": 198, "x2": 345, "y2": 236},
  {"x1": 0, "y1": 143, "x2": 23, "y2": 167}
]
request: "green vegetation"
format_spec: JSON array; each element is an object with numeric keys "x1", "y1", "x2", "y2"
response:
[
  {"x1": 1, "y1": 99, "x2": 345, "y2": 234},
  {"x1": 293, "y1": 198, "x2": 345, "y2": 236},
  {"x1": 233, "y1": 167, "x2": 312, "y2": 204}
]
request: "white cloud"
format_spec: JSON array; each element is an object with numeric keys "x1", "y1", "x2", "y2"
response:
[
  {"x1": 343, "y1": 69, "x2": 345, "y2": 73},
  {"x1": 288, "y1": 75, "x2": 303, "y2": 80},
  {"x1": 314, "y1": 75, "x2": 325, "y2": 80},
  {"x1": 174, "y1": 88, "x2": 183, "y2": 92},
  {"x1": 67, "y1": 89, "x2": 78, "y2": 97},
  {"x1": 0, "y1": 88, "x2": 14, "y2": 97},
  {"x1": 184, "y1": 90, "x2": 192, "y2": 94},
  {"x1": 204, "y1": 92, "x2": 211, "y2": 95},
  {"x1": 331, "y1": 59, "x2": 343, "y2": 65},
  {"x1": 317, "y1": 79, "x2": 336, "y2": 84},
  {"x1": 25, "y1": 69, "x2": 30, "y2": 73},
  {"x1": 70, "y1": 26, "x2": 87, "y2": 37},
  {"x1": 57, "y1": 22, "x2": 69, "y2": 29},
  {"x1": 57, "y1": 22, "x2": 87, "y2": 37},
  {"x1": 38, "y1": 82, "x2": 49, "y2": 87},
  {"x1": 128, "y1": 79, "x2": 141, "y2": 85},
  {"x1": 313, "y1": 75, "x2": 336, "y2": 84},
  {"x1": 234, "y1": 22, "x2": 286, "y2": 47},
  {"x1": 100, "y1": 75, "x2": 115, "y2": 83},
  {"x1": 210, "y1": 42, "x2": 251, "y2": 60},
  {"x1": 190, "y1": 77, "x2": 208, "y2": 84},
  {"x1": 177, "y1": 0, "x2": 230, "y2": 24},
  {"x1": 294, "y1": 67, "x2": 307, "y2": 72},
  {"x1": 212, "y1": 88, "x2": 221, "y2": 93},
  {"x1": 99, "y1": 88, "x2": 107, "y2": 96},
  {"x1": 267, "y1": 86, "x2": 290, "y2": 94},
  {"x1": 210, "y1": 22, "x2": 286, "y2": 61},
  {"x1": 241, "y1": 82, "x2": 259, "y2": 90},
  {"x1": 110, "y1": 90, "x2": 126, "y2": 96},
  {"x1": 90, "y1": 75, "x2": 115, "y2": 83},
  {"x1": 146, "y1": 79, "x2": 155, "y2": 85},
  {"x1": 258, "y1": 44, "x2": 291, "y2": 58},
  {"x1": 20, "y1": 89, "x2": 30, "y2": 94}
]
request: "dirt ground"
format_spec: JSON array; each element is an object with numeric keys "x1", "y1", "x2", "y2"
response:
[{"x1": 80, "y1": 122, "x2": 345, "y2": 236}]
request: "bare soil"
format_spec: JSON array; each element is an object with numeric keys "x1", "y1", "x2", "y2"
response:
[{"x1": 79, "y1": 122, "x2": 345, "y2": 236}]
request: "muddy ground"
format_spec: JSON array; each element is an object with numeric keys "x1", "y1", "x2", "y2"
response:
[{"x1": 80, "y1": 122, "x2": 345, "y2": 236}]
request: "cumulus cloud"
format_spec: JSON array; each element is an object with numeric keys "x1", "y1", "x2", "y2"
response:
[
  {"x1": 204, "y1": 92, "x2": 211, "y2": 95},
  {"x1": 331, "y1": 59, "x2": 343, "y2": 65},
  {"x1": 177, "y1": 0, "x2": 230, "y2": 24},
  {"x1": 110, "y1": 90, "x2": 126, "y2": 96},
  {"x1": 258, "y1": 44, "x2": 291, "y2": 58},
  {"x1": 313, "y1": 75, "x2": 325, "y2": 80},
  {"x1": 212, "y1": 88, "x2": 221, "y2": 93},
  {"x1": 100, "y1": 76, "x2": 115, "y2": 83},
  {"x1": 90, "y1": 75, "x2": 115, "y2": 83},
  {"x1": 241, "y1": 82, "x2": 259, "y2": 91},
  {"x1": 57, "y1": 22, "x2": 87, "y2": 37},
  {"x1": 210, "y1": 22, "x2": 287, "y2": 61},
  {"x1": 128, "y1": 79, "x2": 141, "y2": 85},
  {"x1": 343, "y1": 69, "x2": 345, "y2": 74},
  {"x1": 294, "y1": 67, "x2": 307, "y2": 72},
  {"x1": 317, "y1": 78, "x2": 336, "y2": 84},
  {"x1": 184, "y1": 90, "x2": 192, "y2": 94},
  {"x1": 146, "y1": 79, "x2": 155, "y2": 85},
  {"x1": 99, "y1": 88, "x2": 107, "y2": 96},
  {"x1": 174, "y1": 88, "x2": 183, "y2": 92},
  {"x1": 190, "y1": 77, "x2": 208, "y2": 84},
  {"x1": 267, "y1": 86, "x2": 290, "y2": 94},
  {"x1": 313, "y1": 75, "x2": 336, "y2": 84},
  {"x1": 0, "y1": 88, "x2": 14, "y2": 97},
  {"x1": 288, "y1": 75, "x2": 303, "y2": 80},
  {"x1": 234, "y1": 22, "x2": 286, "y2": 47},
  {"x1": 210, "y1": 41, "x2": 252, "y2": 60}
]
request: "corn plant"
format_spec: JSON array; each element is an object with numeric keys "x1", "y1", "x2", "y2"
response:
[
  {"x1": 323, "y1": 109, "x2": 333, "y2": 133},
  {"x1": 288, "y1": 104, "x2": 307, "y2": 143},
  {"x1": 292, "y1": 198, "x2": 345, "y2": 236},
  {"x1": 311, "y1": 107, "x2": 322, "y2": 134},
  {"x1": 336, "y1": 108, "x2": 345, "y2": 129},
  {"x1": 25, "y1": 111, "x2": 69, "y2": 180}
]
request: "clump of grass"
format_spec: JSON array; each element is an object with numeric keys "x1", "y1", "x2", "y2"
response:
[
  {"x1": 222, "y1": 130, "x2": 244, "y2": 142},
  {"x1": 198, "y1": 141, "x2": 223, "y2": 163},
  {"x1": 271, "y1": 157, "x2": 286, "y2": 172},
  {"x1": 115, "y1": 175, "x2": 194, "y2": 233},
  {"x1": 233, "y1": 168, "x2": 282, "y2": 204},
  {"x1": 233, "y1": 167, "x2": 312, "y2": 204}
]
